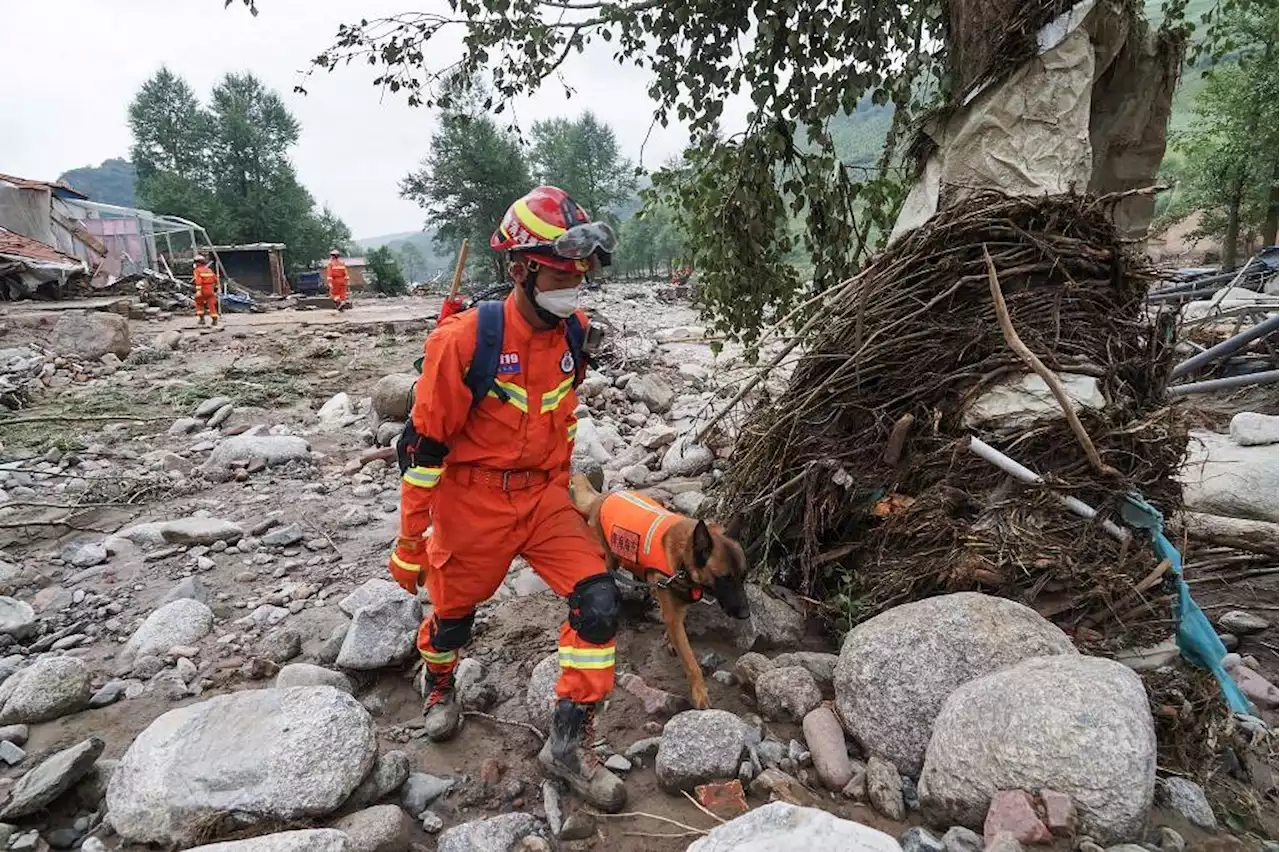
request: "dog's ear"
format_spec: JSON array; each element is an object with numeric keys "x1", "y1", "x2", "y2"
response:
[{"x1": 692, "y1": 519, "x2": 714, "y2": 568}]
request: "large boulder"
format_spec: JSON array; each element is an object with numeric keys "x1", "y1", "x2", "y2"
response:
[
  {"x1": 1180, "y1": 430, "x2": 1279, "y2": 522},
  {"x1": 834, "y1": 592, "x2": 1077, "y2": 776},
  {"x1": 686, "y1": 801, "x2": 901, "y2": 852},
  {"x1": 655, "y1": 709, "x2": 749, "y2": 792},
  {"x1": 160, "y1": 517, "x2": 245, "y2": 546},
  {"x1": 186, "y1": 830, "x2": 352, "y2": 852},
  {"x1": 1229, "y1": 411, "x2": 1279, "y2": 447},
  {"x1": 106, "y1": 686, "x2": 377, "y2": 846},
  {"x1": 0, "y1": 656, "x2": 92, "y2": 724},
  {"x1": 202, "y1": 434, "x2": 312, "y2": 480},
  {"x1": 918, "y1": 655, "x2": 1155, "y2": 844},
  {"x1": 437, "y1": 813, "x2": 551, "y2": 852},
  {"x1": 119, "y1": 599, "x2": 214, "y2": 665},
  {"x1": 51, "y1": 310, "x2": 132, "y2": 360},
  {"x1": 335, "y1": 592, "x2": 420, "y2": 671},
  {"x1": 371, "y1": 374, "x2": 416, "y2": 422},
  {"x1": 0, "y1": 736, "x2": 103, "y2": 819}
]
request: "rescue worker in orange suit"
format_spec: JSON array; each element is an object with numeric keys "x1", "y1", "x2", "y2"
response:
[
  {"x1": 326, "y1": 249, "x2": 349, "y2": 310},
  {"x1": 389, "y1": 186, "x2": 625, "y2": 811},
  {"x1": 192, "y1": 254, "x2": 219, "y2": 327}
]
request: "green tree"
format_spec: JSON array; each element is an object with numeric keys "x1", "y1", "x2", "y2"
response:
[
  {"x1": 529, "y1": 112, "x2": 637, "y2": 220},
  {"x1": 1167, "y1": 1, "x2": 1278, "y2": 266},
  {"x1": 128, "y1": 68, "x2": 222, "y2": 225},
  {"x1": 367, "y1": 245, "x2": 408, "y2": 295},
  {"x1": 400, "y1": 82, "x2": 532, "y2": 282},
  {"x1": 397, "y1": 242, "x2": 428, "y2": 281}
]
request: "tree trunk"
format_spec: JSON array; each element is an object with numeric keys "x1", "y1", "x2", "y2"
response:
[
  {"x1": 1263, "y1": 183, "x2": 1279, "y2": 248},
  {"x1": 1224, "y1": 187, "x2": 1243, "y2": 270}
]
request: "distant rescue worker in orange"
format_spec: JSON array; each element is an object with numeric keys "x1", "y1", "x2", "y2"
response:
[
  {"x1": 192, "y1": 254, "x2": 219, "y2": 327},
  {"x1": 326, "y1": 249, "x2": 350, "y2": 310},
  {"x1": 390, "y1": 185, "x2": 626, "y2": 811}
]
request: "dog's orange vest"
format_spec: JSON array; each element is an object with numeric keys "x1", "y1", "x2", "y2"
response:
[{"x1": 598, "y1": 491, "x2": 681, "y2": 578}]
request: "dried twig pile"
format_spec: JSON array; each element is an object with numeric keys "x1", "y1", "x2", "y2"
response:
[{"x1": 721, "y1": 192, "x2": 1186, "y2": 651}]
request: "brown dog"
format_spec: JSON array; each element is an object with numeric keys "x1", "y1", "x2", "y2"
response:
[{"x1": 570, "y1": 473, "x2": 750, "y2": 709}]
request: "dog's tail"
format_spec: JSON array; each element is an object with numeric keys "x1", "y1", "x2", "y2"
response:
[{"x1": 568, "y1": 472, "x2": 601, "y2": 517}]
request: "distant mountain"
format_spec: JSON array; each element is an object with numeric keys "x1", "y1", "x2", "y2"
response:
[
  {"x1": 58, "y1": 158, "x2": 137, "y2": 207},
  {"x1": 355, "y1": 228, "x2": 459, "y2": 273}
]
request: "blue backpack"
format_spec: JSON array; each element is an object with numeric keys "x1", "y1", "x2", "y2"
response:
[{"x1": 417, "y1": 300, "x2": 588, "y2": 408}]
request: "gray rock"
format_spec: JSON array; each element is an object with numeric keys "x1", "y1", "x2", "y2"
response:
[
  {"x1": 331, "y1": 805, "x2": 413, "y2": 852},
  {"x1": 734, "y1": 651, "x2": 774, "y2": 686},
  {"x1": 339, "y1": 579, "x2": 409, "y2": 617},
  {"x1": 276, "y1": 663, "x2": 354, "y2": 694},
  {"x1": 525, "y1": 652, "x2": 560, "y2": 731},
  {"x1": 738, "y1": 584, "x2": 805, "y2": 650},
  {"x1": 119, "y1": 598, "x2": 214, "y2": 664},
  {"x1": 131, "y1": 655, "x2": 165, "y2": 680},
  {"x1": 161, "y1": 518, "x2": 245, "y2": 546},
  {"x1": 835, "y1": 592, "x2": 1077, "y2": 776},
  {"x1": 985, "y1": 834, "x2": 1025, "y2": 852},
  {"x1": 259, "y1": 628, "x2": 303, "y2": 663},
  {"x1": 0, "y1": 725, "x2": 27, "y2": 745},
  {"x1": 161, "y1": 576, "x2": 208, "y2": 606},
  {"x1": 89, "y1": 679, "x2": 130, "y2": 708},
  {"x1": 437, "y1": 813, "x2": 551, "y2": 852},
  {"x1": 542, "y1": 780, "x2": 562, "y2": 836},
  {"x1": 901, "y1": 827, "x2": 946, "y2": 852},
  {"x1": 655, "y1": 709, "x2": 749, "y2": 792},
  {"x1": 802, "y1": 706, "x2": 852, "y2": 791},
  {"x1": 771, "y1": 651, "x2": 839, "y2": 691},
  {"x1": 0, "y1": 656, "x2": 91, "y2": 723},
  {"x1": 261, "y1": 524, "x2": 305, "y2": 548},
  {"x1": 755, "y1": 666, "x2": 822, "y2": 722},
  {"x1": 202, "y1": 435, "x2": 311, "y2": 480},
  {"x1": 1217, "y1": 609, "x2": 1268, "y2": 635},
  {"x1": 1155, "y1": 776, "x2": 1216, "y2": 829},
  {"x1": 335, "y1": 596, "x2": 420, "y2": 671},
  {"x1": 106, "y1": 686, "x2": 378, "y2": 846},
  {"x1": 169, "y1": 417, "x2": 203, "y2": 436},
  {"x1": 605, "y1": 754, "x2": 632, "y2": 772},
  {"x1": 0, "y1": 741, "x2": 24, "y2": 766},
  {"x1": 918, "y1": 655, "x2": 1155, "y2": 844},
  {"x1": 627, "y1": 374, "x2": 675, "y2": 413},
  {"x1": 61, "y1": 540, "x2": 108, "y2": 568},
  {"x1": 559, "y1": 810, "x2": 596, "y2": 841},
  {"x1": 942, "y1": 826, "x2": 983, "y2": 852},
  {"x1": 1229, "y1": 411, "x2": 1279, "y2": 447},
  {"x1": 74, "y1": 757, "x2": 116, "y2": 808},
  {"x1": 195, "y1": 396, "x2": 234, "y2": 418},
  {"x1": 625, "y1": 737, "x2": 663, "y2": 761},
  {"x1": 51, "y1": 310, "x2": 131, "y2": 360},
  {"x1": 1180, "y1": 430, "x2": 1278, "y2": 522},
  {"x1": 866, "y1": 756, "x2": 905, "y2": 821},
  {"x1": 0, "y1": 598, "x2": 36, "y2": 640},
  {"x1": 685, "y1": 801, "x2": 902, "y2": 851},
  {"x1": 371, "y1": 374, "x2": 416, "y2": 422},
  {"x1": 672, "y1": 490, "x2": 706, "y2": 515},
  {"x1": 0, "y1": 737, "x2": 103, "y2": 819},
  {"x1": 185, "y1": 830, "x2": 352, "y2": 851},
  {"x1": 420, "y1": 812, "x2": 444, "y2": 834},
  {"x1": 400, "y1": 772, "x2": 455, "y2": 815},
  {"x1": 343, "y1": 750, "x2": 410, "y2": 811},
  {"x1": 635, "y1": 423, "x2": 677, "y2": 449},
  {"x1": 660, "y1": 434, "x2": 714, "y2": 476}
]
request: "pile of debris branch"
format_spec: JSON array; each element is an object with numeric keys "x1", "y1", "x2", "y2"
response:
[{"x1": 721, "y1": 192, "x2": 1186, "y2": 653}]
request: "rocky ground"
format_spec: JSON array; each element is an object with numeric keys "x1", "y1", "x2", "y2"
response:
[{"x1": 0, "y1": 286, "x2": 1274, "y2": 852}]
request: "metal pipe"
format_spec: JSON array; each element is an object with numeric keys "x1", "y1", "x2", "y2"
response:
[
  {"x1": 1170, "y1": 315, "x2": 1280, "y2": 378},
  {"x1": 1167, "y1": 369, "x2": 1280, "y2": 397},
  {"x1": 966, "y1": 437, "x2": 1131, "y2": 542}
]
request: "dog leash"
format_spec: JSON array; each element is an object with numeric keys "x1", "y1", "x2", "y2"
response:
[{"x1": 608, "y1": 565, "x2": 715, "y2": 603}]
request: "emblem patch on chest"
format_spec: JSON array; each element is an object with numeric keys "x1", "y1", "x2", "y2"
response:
[
  {"x1": 609, "y1": 527, "x2": 642, "y2": 564},
  {"x1": 560, "y1": 350, "x2": 574, "y2": 374},
  {"x1": 498, "y1": 352, "x2": 521, "y2": 374}
]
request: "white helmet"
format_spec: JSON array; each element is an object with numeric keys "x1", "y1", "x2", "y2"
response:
[{"x1": 193, "y1": 254, "x2": 207, "y2": 264}]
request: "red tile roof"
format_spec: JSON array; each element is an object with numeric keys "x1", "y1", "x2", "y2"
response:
[{"x1": 0, "y1": 227, "x2": 83, "y2": 266}]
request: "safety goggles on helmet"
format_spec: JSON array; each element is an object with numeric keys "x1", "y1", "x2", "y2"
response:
[{"x1": 551, "y1": 221, "x2": 618, "y2": 260}]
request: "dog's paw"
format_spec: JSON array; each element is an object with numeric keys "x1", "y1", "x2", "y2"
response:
[{"x1": 691, "y1": 685, "x2": 710, "y2": 710}]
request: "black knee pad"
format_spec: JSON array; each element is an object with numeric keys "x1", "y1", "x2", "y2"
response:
[
  {"x1": 568, "y1": 574, "x2": 620, "y2": 645},
  {"x1": 429, "y1": 612, "x2": 475, "y2": 651}
]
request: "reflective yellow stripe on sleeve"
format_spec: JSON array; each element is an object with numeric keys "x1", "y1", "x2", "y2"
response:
[
  {"x1": 557, "y1": 645, "x2": 616, "y2": 670},
  {"x1": 402, "y1": 466, "x2": 443, "y2": 489},
  {"x1": 540, "y1": 377, "x2": 575, "y2": 413},
  {"x1": 567, "y1": 420, "x2": 578, "y2": 441}
]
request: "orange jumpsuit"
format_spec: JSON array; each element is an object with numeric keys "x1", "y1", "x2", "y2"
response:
[
  {"x1": 397, "y1": 295, "x2": 614, "y2": 703},
  {"x1": 193, "y1": 265, "x2": 218, "y2": 319},
  {"x1": 326, "y1": 259, "x2": 349, "y2": 304}
]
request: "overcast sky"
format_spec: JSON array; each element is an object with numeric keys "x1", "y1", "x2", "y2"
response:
[{"x1": 3, "y1": 0, "x2": 739, "y2": 239}]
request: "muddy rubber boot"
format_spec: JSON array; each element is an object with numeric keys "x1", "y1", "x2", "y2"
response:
[
  {"x1": 538, "y1": 699, "x2": 626, "y2": 812},
  {"x1": 422, "y1": 669, "x2": 462, "y2": 742},
  {"x1": 197, "y1": 314, "x2": 206, "y2": 327},
  {"x1": 211, "y1": 315, "x2": 219, "y2": 327}
]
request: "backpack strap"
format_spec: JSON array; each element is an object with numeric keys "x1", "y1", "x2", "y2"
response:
[
  {"x1": 563, "y1": 313, "x2": 587, "y2": 388},
  {"x1": 463, "y1": 301, "x2": 506, "y2": 408}
]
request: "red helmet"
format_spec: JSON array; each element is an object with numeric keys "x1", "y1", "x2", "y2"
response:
[{"x1": 490, "y1": 185, "x2": 617, "y2": 273}]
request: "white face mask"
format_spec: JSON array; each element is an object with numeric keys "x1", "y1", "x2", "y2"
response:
[{"x1": 535, "y1": 287, "x2": 579, "y2": 318}]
